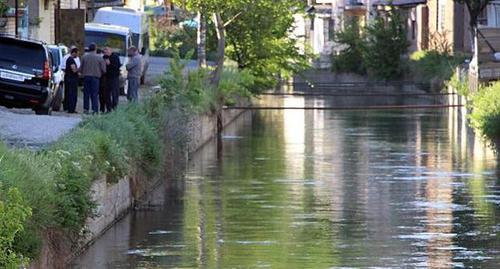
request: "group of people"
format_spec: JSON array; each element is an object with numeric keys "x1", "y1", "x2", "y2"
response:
[{"x1": 62, "y1": 43, "x2": 142, "y2": 114}]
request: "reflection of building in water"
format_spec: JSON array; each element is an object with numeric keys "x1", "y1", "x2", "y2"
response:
[{"x1": 284, "y1": 97, "x2": 306, "y2": 181}]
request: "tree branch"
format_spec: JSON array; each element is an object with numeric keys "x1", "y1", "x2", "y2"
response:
[{"x1": 224, "y1": 12, "x2": 242, "y2": 27}]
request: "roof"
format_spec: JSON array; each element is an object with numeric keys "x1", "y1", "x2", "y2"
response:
[{"x1": 372, "y1": 0, "x2": 426, "y2": 7}]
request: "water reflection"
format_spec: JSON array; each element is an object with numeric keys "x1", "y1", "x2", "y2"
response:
[{"x1": 72, "y1": 97, "x2": 499, "y2": 269}]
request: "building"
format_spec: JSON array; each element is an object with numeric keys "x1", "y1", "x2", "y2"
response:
[{"x1": 0, "y1": 0, "x2": 86, "y2": 45}]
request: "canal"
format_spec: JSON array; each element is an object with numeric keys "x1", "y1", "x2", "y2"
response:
[{"x1": 72, "y1": 95, "x2": 500, "y2": 268}]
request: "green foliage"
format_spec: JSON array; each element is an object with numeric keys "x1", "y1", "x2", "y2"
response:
[
  {"x1": 469, "y1": 82, "x2": 500, "y2": 141},
  {"x1": 447, "y1": 73, "x2": 470, "y2": 97},
  {"x1": 332, "y1": 10, "x2": 408, "y2": 80},
  {"x1": 225, "y1": 0, "x2": 310, "y2": 91},
  {"x1": 158, "y1": 51, "x2": 210, "y2": 111},
  {"x1": 0, "y1": 188, "x2": 31, "y2": 268},
  {"x1": 409, "y1": 50, "x2": 466, "y2": 84},
  {"x1": 332, "y1": 19, "x2": 365, "y2": 74},
  {"x1": 0, "y1": 145, "x2": 57, "y2": 260},
  {"x1": 157, "y1": 52, "x2": 254, "y2": 113},
  {"x1": 150, "y1": 23, "x2": 198, "y2": 59},
  {"x1": 0, "y1": 0, "x2": 8, "y2": 17},
  {"x1": 362, "y1": 11, "x2": 408, "y2": 80}
]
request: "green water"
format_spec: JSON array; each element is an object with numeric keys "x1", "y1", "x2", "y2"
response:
[{"x1": 72, "y1": 105, "x2": 500, "y2": 268}]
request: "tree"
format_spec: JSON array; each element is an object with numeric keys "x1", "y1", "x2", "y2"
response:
[
  {"x1": 174, "y1": 0, "x2": 309, "y2": 90},
  {"x1": 455, "y1": 0, "x2": 490, "y2": 29},
  {"x1": 362, "y1": 10, "x2": 408, "y2": 80},
  {"x1": 332, "y1": 18, "x2": 366, "y2": 74},
  {"x1": 225, "y1": 0, "x2": 310, "y2": 90}
]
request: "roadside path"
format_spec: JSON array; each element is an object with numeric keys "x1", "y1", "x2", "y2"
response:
[{"x1": 0, "y1": 107, "x2": 81, "y2": 149}]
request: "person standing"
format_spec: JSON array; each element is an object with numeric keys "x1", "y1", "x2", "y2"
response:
[
  {"x1": 64, "y1": 48, "x2": 80, "y2": 114},
  {"x1": 103, "y1": 47, "x2": 122, "y2": 111},
  {"x1": 79, "y1": 43, "x2": 106, "y2": 114},
  {"x1": 126, "y1": 46, "x2": 141, "y2": 102},
  {"x1": 97, "y1": 48, "x2": 107, "y2": 113},
  {"x1": 62, "y1": 45, "x2": 81, "y2": 111}
]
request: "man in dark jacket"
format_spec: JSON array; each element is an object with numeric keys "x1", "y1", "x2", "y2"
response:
[
  {"x1": 103, "y1": 47, "x2": 122, "y2": 111},
  {"x1": 64, "y1": 47, "x2": 79, "y2": 113}
]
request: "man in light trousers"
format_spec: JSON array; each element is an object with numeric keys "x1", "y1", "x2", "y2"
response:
[{"x1": 126, "y1": 46, "x2": 142, "y2": 102}]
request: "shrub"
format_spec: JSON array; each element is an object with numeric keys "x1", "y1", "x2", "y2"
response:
[
  {"x1": 157, "y1": 52, "x2": 254, "y2": 113},
  {"x1": 0, "y1": 145, "x2": 56, "y2": 259},
  {"x1": 362, "y1": 11, "x2": 408, "y2": 80},
  {"x1": 409, "y1": 50, "x2": 466, "y2": 84},
  {"x1": 447, "y1": 73, "x2": 470, "y2": 97},
  {"x1": 332, "y1": 19, "x2": 365, "y2": 74},
  {"x1": 0, "y1": 188, "x2": 31, "y2": 268},
  {"x1": 469, "y1": 82, "x2": 500, "y2": 141},
  {"x1": 332, "y1": 10, "x2": 408, "y2": 80}
]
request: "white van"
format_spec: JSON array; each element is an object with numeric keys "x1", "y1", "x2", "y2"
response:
[
  {"x1": 93, "y1": 7, "x2": 150, "y2": 83},
  {"x1": 84, "y1": 23, "x2": 132, "y2": 90}
]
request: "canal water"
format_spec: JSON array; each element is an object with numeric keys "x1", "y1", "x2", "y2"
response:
[{"x1": 72, "y1": 96, "x2": 500, "y2": 268}]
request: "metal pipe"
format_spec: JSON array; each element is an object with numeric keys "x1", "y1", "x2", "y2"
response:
[
  {"x1": 14, "y1": 0, "x2": 18, "y2": 37},
  {"x1": 223, "y1": 104, "x2": 464, "y2": 110}
]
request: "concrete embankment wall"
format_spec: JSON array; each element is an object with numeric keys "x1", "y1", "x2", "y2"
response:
[{"x1": 30, "y1": 108, "x2": 247, "y2": 269}]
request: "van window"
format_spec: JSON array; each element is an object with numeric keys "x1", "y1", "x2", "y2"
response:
[
  {"x1": 0, "y1": 39, "x2": 45, "y2": 73},
  {"x1": 85, "y1": 31, "x2": 127, "y2": 56},
  {"x1": 49, "y1": 48, "x2": 61, "y2": 67}
]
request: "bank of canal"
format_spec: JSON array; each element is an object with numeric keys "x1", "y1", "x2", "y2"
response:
[{"x1": 72, "y1": 96, "x2": 499, "y2": 268}]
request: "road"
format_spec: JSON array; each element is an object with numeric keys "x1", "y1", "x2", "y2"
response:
[{"x1": 145, "y1": 56, "x2": 200, "y2": 85}]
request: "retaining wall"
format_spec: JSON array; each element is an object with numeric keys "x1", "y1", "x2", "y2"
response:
[{"x1": 30, "y1": 108, "x2": 247, "y2": 269}]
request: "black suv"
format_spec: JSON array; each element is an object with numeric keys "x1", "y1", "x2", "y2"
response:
[{"x1": 0, "y1": 35, "x2": 57, "y2": 115}]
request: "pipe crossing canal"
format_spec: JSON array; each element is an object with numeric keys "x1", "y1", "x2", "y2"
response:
[{"x1": 71, "y1": 93, "x2": 499, "y2": 268}]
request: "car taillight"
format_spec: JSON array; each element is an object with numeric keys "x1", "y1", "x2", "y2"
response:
[{"x1": 43, "y1": 61, "x2": 52, "y2": 80}]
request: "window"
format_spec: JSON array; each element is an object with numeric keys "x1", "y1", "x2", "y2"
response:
[
  {"x1": 412, "y1": 20, "x2": 417, "y2": 40},
  {"x1": 437, "y1": 0, "x2": 446, "y2": 31},
  {"x1": 328, "y1": 18, "x2": 335, "y2": 41},
  {"x1": 85, "y1": 31, "x2": 127, "y2": 56}
]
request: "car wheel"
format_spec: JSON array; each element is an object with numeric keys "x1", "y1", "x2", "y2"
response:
[
  {"x1": 52, "y1": 84, "x2": 63, "y2": 111},
  {"x1": 35, "y1": 106, "x2": 52, "y2": 115}
]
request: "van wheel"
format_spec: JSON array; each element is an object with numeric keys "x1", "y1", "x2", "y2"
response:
[{"x1": 52, "y1": 84, "x2": 63, "y2": 111}]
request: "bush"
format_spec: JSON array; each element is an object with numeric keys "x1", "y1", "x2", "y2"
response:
[
  {"x1": 362, "y1": 11, "x2": 408, "y2": 80},
  {"x1": 157, "y1": 52, "x2": 254, "y2": 113},
  {"x1": 332, "y1": 19, "x2": 365, "y2": 74},
  {"x1": 0, "y1": 188, "x2": 31, "y2": 268},
  {"x1": 409, "y1": 50, "x2": 466, "y2": 84},
  {"x1": 469, "y1": 82, "x2": 500, "y2": 141},
  {"x1": 0, "y1": 145, "x2": 56, "y2": 259},
  {"x1": 332, "y1": 10, "x2": 408, "y2": 80}
]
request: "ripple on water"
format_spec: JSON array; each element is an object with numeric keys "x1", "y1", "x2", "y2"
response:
[
  {"x1": 397, "y1": 232, "x2": 457, "y2": 240},
  {"x1": 148, "y1": 230, "x2": 176, "y2": 235}
]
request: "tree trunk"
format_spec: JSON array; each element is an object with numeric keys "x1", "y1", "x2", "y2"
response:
[
  {"x1": 197, "y1": 11, "x2": 207, "y2": 68},
  {"x1": 211, "y1": 12, "x2": 225, "y2": 88}
]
